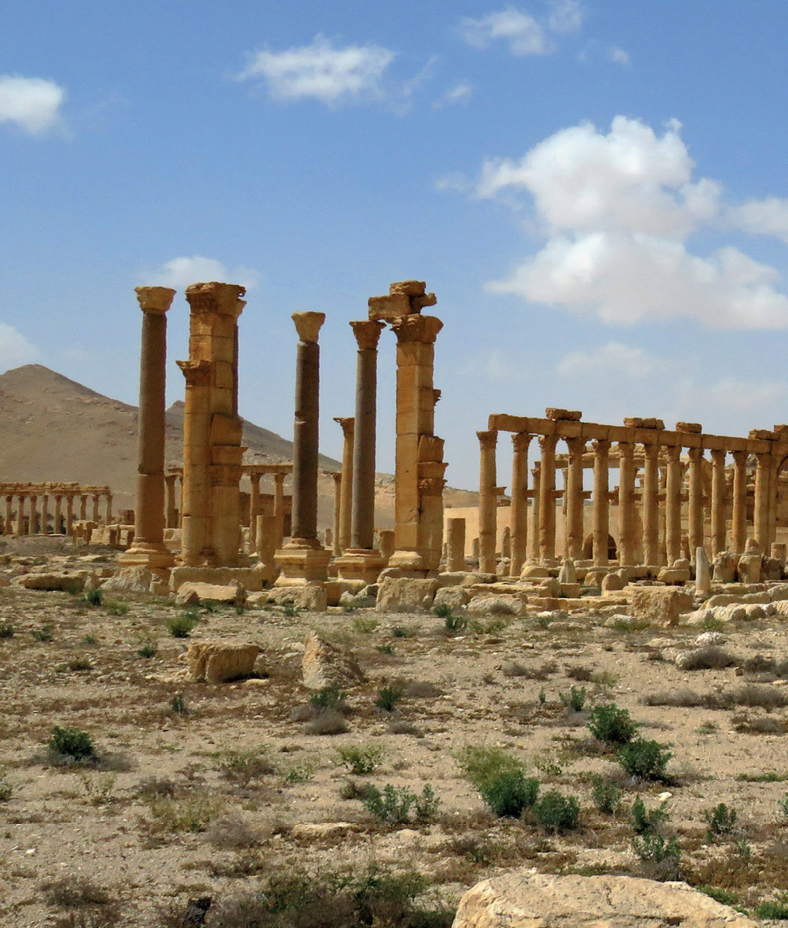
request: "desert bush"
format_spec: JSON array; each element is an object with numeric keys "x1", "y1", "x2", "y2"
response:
[
  {"x1": 204, "y1": 814, "x2": 266, "y2": 849},
  {"x1": 503, "y1": 660, "x2": 557, "y2": 680},
  {"x1": 559, "y1": 686, "x2": 587, "y2": 712},
  {"x1": 480, "y1": 770, "x2": 540, "y2": 818},
  {"x1": 104, "y1": 599, "x2": 129, "y2": 616},
  {"x1": 377, "y1": 643, "x2": 396, "y2": 655},
  {"x1": 632, "y1": 832, "x2": 681, "y2": 880},
  {"x1": 32, "y1": 624, "x2": 54, "y2": 642},
  {"x1": 166, "y1": 614, "x2": 197, "y2": 638},
  {"x1": 704, "y1": 802, "x2": 738, "y2": 841},
  {"x1": 0, "y1": 622, "x2": 14, "y2": 638},
  {"x1": 533, "y1": 790, "x2": 580, "y2": 833},
  {"x1": 587, "y1": 703, "x2": 638, "y2": 745},
  {"x1": 617, "y1": 739, "x2": 671, "y2": 781},
  {"x1": 361, "y1": 783, "x2": 440, "y2": 824},
  {"x1": 352, "y1": 615, "x2": 379, "y2": 634},
  {"x1": 144, "y1": 793, "x2": 222, "y2": 833},
  {"x1": 678, "y1": 646, "x2": 737, "y2": 671},
  {"x1": 565, "y1": 665, "x2": 594, "y2": 682},
  {"x1": 306, "y1": 709, "x2": 349, "y2": 735},
  {"x1": 755, "y1": 895, "x2": 788, "y2": 920},
  {"x1": 42, "y1": 875, "x2": 113, "y2": 909},
  {"x1": 309, "y1": 683, "x2": 348, "y2": 712},
  {"x1": 403, "y1": 681, "x2": 441, "y2": 699},
  {"x1": 644, "y1": 685, "x2": 788, "y2": 711},
  {"x1": 83, "y1": 588, "x2": 103, "y2": 607},
  {"x1": 337, "y1": 744, "x2": 383, "y2": 776},
  {"x1": 137, "y1": 642, "x2": 157, "y2": 658},
  {"x1": 170, "y1": 694, "x2": 188, "y2": 715},
  {"x1": 50, "y1": 726, "x2": 95, "y2": 762},
  {"x1": 630, "y1": 795, "x2": 670, "y2": 834},
  {"x1": 376, "y1": 683, "x2": 404, "y2": 712},
  {"x1": 391, "y1": 624, "x2": 416, "y2": 638},
  {"x1": 443, "y1": 611, "x2": 468, "y2": 634},
  {"x1": 779, "y1": 793, "x2": 788, "y2": 818},
  {"x1": 217, "y1": 746, "x2": 276, "y2": 786},
  {"x1": 590, "y1": 774, "x2": 621, "y2": 814},
  {"x1": 456, "y1": 746, "x2": 523, "y2": 792},
  {"x1": 0, "y1": 778, "x2": 11, "y2": 801}
]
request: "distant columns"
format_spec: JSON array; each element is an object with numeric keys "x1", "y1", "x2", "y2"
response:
[
  {"x1": 105, "y1": 492, "x2": 113, "y2": 526},
  {"x1": 642, "y1": 444, "x2": 660, "y2": 565},
  {"x1": 54, "y1": 495, "x2": 63, "y2": 535},
  {"x1": 273, "y1": 472, "x2": 286, "y2": 549},
  {"x1": 165, "y1": 474, "x2": 178, "y2": 530},
  {"x1": 331, "y1": 471, "x2": 342, "y2": 557},
  {"x1": 4, "y1": 496, "x2": 12, "y2": 536},
  {"x1": 91, "y1": 494, "x2": 100, "y2": 524},
  {"x1": 41, "y1": 494, "x2": 49, "y2": 534},
  {"x1": 16, "y1": 495, "x2": 26, "y2": 535},
  {"x1": 527, "y1": 464, "x2": 541, "y2": 563},
  {"x1": 617, "y1": 441, "x2": 636, "y2": 566},
  {"x1": 509, "y1": 432, "x2": 531, "y2": 577},
  {"x1": 66, "y1": 494, "x2": 75, "y2": 535},
  {"x1": 564, "y1": 437, "x2": 585, "y2": 562},
  {"x1": 28, "y1": 495, "x2": 37, "y2": 535},
  {"x1": 665, "y1": 445, "x2": 683, "y2": 565},
  {"x1": 710, "y1": 449, "x2": 727, "y2": 556},
  {"x1": 477, "y1": 429, "x2": 498, "y2": 574},
  {"x1": 248, "y1": 473, "x2": 261, "y2": 553},
  {"x1": 592, "y1": 440, "x2": 610, "y2": 566},
  {"x1": 731, "y1": 451, "x2": 748, "y2": 555},
  {"x1": 538, "y1": 434, "x2": 558, "y2": 562}
]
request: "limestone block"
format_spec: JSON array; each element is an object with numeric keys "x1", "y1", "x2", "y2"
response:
[
  {"x1": 737, "y1": 555, "x2": 762, "y2": 584},
  {"x1": 17, "y1": 573, "x2": 85, "y2": 594},
  {"x1": 583, "y1": 568, "x2": 609, "y2": 588},
  {"x1": 657, "y1": 566, "x2": 691, "y2": 584},
  {"x1": 631, "y1": 587, "x2": 694, "y2": 625},
  {"x1": 339, "y1": 590, "x2": 376, "y2": 609},
  {"x1": 712, "y1": 553, "x2": 736, "y2": 583},
  {"x1": 773, "y1": 600, "x2": 788, "y2": 618},
  {"x1": 175, "y1": 581, "x2": 246, "y2": 607},
  {"x1": 102, "y1": 567, "x2": 153, "y2": 594},
  {"x1": 624, "y1": 417, "x2": 665, "y2": 429},
  {"x1": 520, "y1": 565, "x2": 550, "y2": 581},
  {"x1": 302, "y1": 632, "x2": 365, "y2": 690},
  {"x1": 169, "y1": 566, "x2": 266, "y2": 593},
  {"x1": 557, "y1": 560, "x2": 577, "y2": 584},
  {"x1": 559, "y1": 583, "x2": 582, "y2": 598},
  {"x1": 676, "y1": 421, "x2": 703, "y2": 433},
  {"x1": 707, "y1": 591, "x2": 770, "y2": 607},
  {"x1": 268, "y1": 585, "x2": 328, "y2": 612},
  {"x1": 763, "y1": 557, "x2": 783, "y2": 581},
  {"x1": 545, "y1": 408, "x2": 582, "y2": 421},
  {"x1": 468, "y1": 594, "x2": 524, "y2": 617},
  {"x1": 438, "y1": 571, "x2": 470, "y2": 587},
  {"x1": 453, "y1": 869, "x2": 756, "y2": 928},
  {"x1": 434, "y1": 586, "x2": 470, "y2": 612},
  {"x1": 768, "y1": 584, "x2": 788, "y2": 602},
  {"x1": 376, "y1": 577, "x2": 439, "y2": 613},
  {"x1": 188, "y1": 640, "x2": 260, "y2": 683},
  {"x1": 601, "y1": 573, "x2": 626, "y2": 593}
]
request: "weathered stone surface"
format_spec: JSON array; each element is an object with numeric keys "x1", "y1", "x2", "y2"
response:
[
  {"x1": 737, "y1": 555, "x2": 762, "y2": 584},
  {"x1": 102, "y1": 567, "x2": 153, "y2": 594},
  {"x1": 657, "y1": 566, "x2": 691, "y2": 584},
  {"x1": 17, "y1": 572, "x2": 86, "y2": 594},
  {"x1": 695, "y1": 547, "x2": 711, "y2": 595},
  {"x1": 557, "y1": 560, "x2": 577, "y2": 584},
  {"x1": 169, "y1": 566, "x2": 266, "y2": 593},
  {"x1": 712, "y1": 552, "x2": 736, "y2": 583},
  {"x1": 376, "y1": 577, "x2": 439, "y2": 613},
  {"x1": 769, "y1": 584, "x2": 788, "y2": 602},
  {"x1": 175, "y1": 581, "x2": 246, "y2": 607},
  {"x1": 631, "y1": 587, "x2": 694, "y2": 625},
  {"x1": 434, "y1": 586, "x2": 470, "y2": 612},
  {"x1": 467, "y1": 594, "x2": 524, "y2": 617},
  {"x1": 520, "y1": 566, "x2": 550, "y2": 580},
  {"x1": 452, "y1": 869, "x2": 756, "y2": 928},
  {"x1": 188, "y1": 640, "x2": 260, "y2": 683},
  {"x1": 763, "y1": 557, "x2": 782, "y2": 581},
  {"x1": 545, "y1": 408, "x2": 582, "y2": 421},
  {"x1": 601, "y1": 572, "x2": 626, "y2": 593},
  {"x1": 267, "y1": 585, "x2": 328, "y2": 612},
  {"x1": 623, "y1": 417, "x2": 665, "y2": 429},
  {"x1": 302, "y1": 632, "x2": 364, "y2": 690},
  {"x1": 583, "y1": 567, "x2": 609, "y2": 588},
  {"x1": 706, "y1": 591, "x2": 770, "y2": 607}
]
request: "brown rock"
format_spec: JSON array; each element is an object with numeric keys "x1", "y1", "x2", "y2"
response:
[
  {"x1": 545, "y1": 408, "x2": 582, "y2": 421},
  {"x1": 188, "y1": 640, "x2": 260, "y2": 683},
  {"x1": 17, "y1": 572, "x2": 86, "y2": 594},
  {"x1": 102, "y1": 567, "x2": 153, "y2": 594},
  {"x1": 376, "y1": 577, "x2": 439, "y2": 613},
  {"x1": 434, "y1": 586, "x2": 470, "y2": 612},
  {"x1": 302, "y1": 632, "x2": 365, "y2": 691},
  {"x1": 631, "y1": 587, "x2": 694, "y2": 625},
  {"x1": 676, "y1": 421, "x2": 703, "y2": 433},
  {"x1": 175, "y1": 581, "x2": 246, "y2": 607}
]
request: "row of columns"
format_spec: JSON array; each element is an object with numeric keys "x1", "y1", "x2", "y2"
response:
[{"x1": 1, "y1": 486, "x2": 112, "y2": 536}]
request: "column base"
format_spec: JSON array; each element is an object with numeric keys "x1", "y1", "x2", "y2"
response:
[
  {"x1": 119, "y1": 542, "x2": 175, "y2": 571},
  {"x1": 387, "y1": 549, "x2": 432, "y2": 578},
  {"x1": 334, "y1": 548, "x2": 386, "y2": 584},
  {"x1": 274, "y1": 538, "x2": 331, "y2": 585}
]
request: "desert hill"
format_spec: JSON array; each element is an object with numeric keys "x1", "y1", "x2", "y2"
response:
[{"x1": 0, "y1": 365, "x2": 476, "y2": 529}]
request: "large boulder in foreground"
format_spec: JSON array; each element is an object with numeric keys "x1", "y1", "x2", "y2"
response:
[
  {"x1": 452, "y1": 869, "x2": 755, "y2": 928},
  {"x1": 188, "y1": 641, "x2": 260, "y2": 683}
]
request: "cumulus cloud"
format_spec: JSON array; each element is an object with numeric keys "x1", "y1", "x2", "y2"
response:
[
  {"x1": 238, "y1": 35, "x2": 394, "y2": 105},
  {"x1": 145, "y1": 256, "x2": 259, "y2": 292},
  {"x1": 609, "y1": 46, "x2": 630, "y2": 65},
  {"x1": 732, "y1": 197, "x2": 788, "y2": 245},
  {"x1": 557, "y1": 341, "x2": 655, "y2": 377},
  {"x1": 459, "y1": 1, "x2": 582, "y2": 56},
  {"x1": 0, "y1": 322, "x2": 41, "y2": 371},
  {"x1": 475, "y1": 115, "x2": 788, "y2": 330},
  {"x1": 435, "y1": 81, "x2": 473, "y2": 108},
  {"x1": 0, "y1": 75, "x2": 65, "y2": 135}
]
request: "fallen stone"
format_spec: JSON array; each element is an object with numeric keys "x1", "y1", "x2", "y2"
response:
[
  {"x1": 376, "y1": 577, "x2": 438, "y2": 613},
  {"x1": 290, "y1": 822, "x2": 358, "y2": 839},
  {"x1": 169, "y1": 566, "x2": 267, "y2": 593},
  {"x1": 102, "y1": 567, "x2": 153, "y2": 594},
  {"x1": 737, "y1": 555, "x2": 762, "y2": 584},
  {"x1": 601, "y1": 573, "x2": 626, "y2": 593},
  {"x1": 434, "y1": 586, "x2": 470, "y2": 612},
  {"x1": 658, "y1": 566, "x2": 691, "y2": 584},
  {"x1": 452, "y1": 868, "x2": 756, "y2": 928},
  {"x1": 631, "y1": 587, "x2": 694, "y2": 626},
  {"x1": 175, "y1": 581, "x2": 246, "y2": 607},
  {"x1": 520, "y1": 566, "x2": 550, "y2": 580},
  {"x1": 695, "y1": 547, "x2": 711, "y2": 595},
  {"x1": 467, "y1": 594, "x2": 524, "y2": 617},
  {"x1": 302, "y1": 632, "x2": 365, "y2": 690},
  {"x1": 16, "y1": 572, "x2": 86, "y2": 594},
  {"x1": 557, "y1": 559, "x2": 577, "y2": 584},
  {"x1": 267, "y1": 585, "x2": 328, "y2": 612},
  {"x1": 712, "y1": 552, "x2": 736, "y2": 583},
  {"x1": 583, "y1": 568, "x2": 609, "y2": 588},
  {"x1": 188, "y1": 640, "x2": 261, "y2": 683}
]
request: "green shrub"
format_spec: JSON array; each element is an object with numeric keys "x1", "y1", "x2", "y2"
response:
[
  {"x1": 84, "y1": 587, "x2": 103, "y2": 607},
  {"x1": 361, "y1": 784, "x2": 440, "y2": 824},
  {"x1": 534, "y1": 790, "x2": 580, "y2": 833},
  {"x1": 632, "y1": 832, "x2": 681, "y2": 877},
  {"x1": 352, "y1": 615, "x2": 379, "y2": 634},
  {"x1": 337, "y1": 744, "x2": 383, "y2": 776},
  {"x1": 0, "y1": 779, "x2": 12, "y2": 801},
  {"x1": 170, "y1": 694, "x2": 188, "y2": 715},
  {"x1": 32, "y1": 625, "x2": 53, "y2": 642},
  {"x1": 309, "y1": 683, "x2": 348, "y2": 711},
  {"x1": 779, "y1": 793, "x2": 788, "y2": 818},
  {"x1": 590, "y1": 774, "x2": 621, "y2": 814},
  {"x1": 560, "y1": 685, "x2": 587, "y2": 712},
  {"x1": 376, "y1": 683, "x2": 404, "y2": 712},
  {"x1": 703, "y1": 802, "x2": 738, "y2": 840},
  {"x1": 166, "y1": 614, "x2": 198, "y2": 638},
  {"x1": 105, "y1": 598, "x2": 129, "y2": 616},
  {"x1": 587, "y1": 703, "x2": 638, "y2": 745},
  {"x1": 377, "y1": 643, "x2": 396, "y2": 655},
  {"x1": 480, "y1": 770, "x2": 540, "y2": 818},
  {"x1": 617, "y1": 738, "x2": 671, "y2": 781},
  {"x1": 0, "y1": 623, "x2": 15, "y2": 638},
  {"x1": 457, "y1": 745, "x2": 523, "y2": 792},
  {"x1": 755, "y1": 896, "x2": 788, "y2": 920},
  {"x1": 630, "y1": 795, "x2": 670, "y2": 834},
  {"x1": 50, "y1": 726, "x2": 94, "y2": 761},
  {"x1": 137, "y1": 642, "x2": 158, "y2": 658}
]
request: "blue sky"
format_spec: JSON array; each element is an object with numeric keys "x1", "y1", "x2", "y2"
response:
[{"x1": 3, "y1": 1, "x2": 788, "y2": 490}]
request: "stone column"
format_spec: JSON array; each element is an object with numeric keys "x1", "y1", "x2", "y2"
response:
[
  {"x1": 641, "y1": 444, "x2": 660, "y2": 565},
  {"x1": 686, "y1": 448, "x2": 704, "y2": 559},
  {"x1": 592, "y1": 440, "x2": 610, "y2": 566},
  {"x1": 16, "y1": 495, "x2": 25, "y2": 535},
  {"x1": 618, "y1": 441, "x2": 636, "y2": 566},
  {"x1": 120, "y1": 286, "x2": 176, "y2": 571},
  {"x1": 538, "y1": 434, "x2": 558, "y2": 563},
  {"x1": 275, "y1": 312, "x2": 331, "y2": 585},
  {"x1": 564, "y1": 437, "x2": 585, "y2": 562},
  {"x1": 337, "y1": 320, "x2": 386, "y2": 582},
  {"x1": 509, "y1": 432, "x2": 531, "y2": 577},
  {"x1": 165, "y1": 474, "x2": 178, "y2": 530},
  {"x1": 79, "y1": 495, "x2": 88, "y2": 521},
  {"x1": 333, "y1": 417, "x2": 355, "y2": 554},
  {"x1": 446, "y1": 517, "x2": 466, "y2": 572},
  {"x1": 477, "y1": 429, "x2": 498, "y2": 574},
  {"x1": 28, "y1": 494, "x2": 37, "y2": 535},
  {"x1": 4, "y1": 496, "x2": 12, "y2": 535},
  {"x1": 105, "y1": 492, "x2": 113, "y2": 525},
  {"x1": 331, "y1": 471, "x2": 342, "y2": 556},
  {"x1": 248, "y1": 473, "x2": 261, "y2": 553},
  {"x1": 527, "y1": 464, "x2": 541, "y2": 563},
  {"x1": 66, "y1": 494, "x2": 74, "y2": 535},
  {"x1": 54, "y1": 495, "x2": 63, "y2": 535},
  {"x1": 273, "y1": 472, "x2": 286, "y2": 548},
  {"x1": 731, "y1": 451, "x2": 748, "y2": 554},
  {"x1": 710, "y1": 449, "x2": 727, "y2": 556},
  {"x1": 41, "y1": 494, "x2": 49, "y2": 534},
  {"x1": 768, "y1": 459, "x2": 779, "y2": 551},
  {"x1": 755, "y1": 452, "x2": 773, "y2": 552},
  {"x1": 256, "y1": 513, "x2": 278, "y2": 577},
  {"x1": 665, "y1": 445, "x2": 683, "y2": 565},
  {"x1": 91, "y1": 494, "x2": 100, "y2": 523}
]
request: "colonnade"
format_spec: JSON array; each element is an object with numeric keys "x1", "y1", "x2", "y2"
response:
[
  {"x1": 477, "y1": 409, "x2": 788, "y2": 574},
  {"x1": 0, "y1": 482, "x2": 112, "y2": 536}
]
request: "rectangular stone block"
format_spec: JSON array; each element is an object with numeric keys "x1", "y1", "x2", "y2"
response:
[{"x1": 630, "y1": 587, "x2": 694, "y2": 626}]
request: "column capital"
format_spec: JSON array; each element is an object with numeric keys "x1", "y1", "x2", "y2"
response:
[
  {"x1": 643, "y1": 442, "x2": 660, "y2": 460},
  {"x1": 334, "y1": 416, "x2": 355, "y2": 438},
  {"x1": 687, "y1": 447, "x2": 704, "y2": 463},
  {"x1": 539, "y1": 433, "x2": 558, "y2": 452},
  {"x1": 710, "y1": 448, "x2": 727, "y2": 464},
  {"x1": 135, "y1": 286, "x2": 176, "y2": 314},
  {"x1": 565, "y1": 436, "x2": 586, "y2": 455},
  {"x1": 477, "y1": 429, "x2": 498, "y2": 450},
  {"x1": 292, "y1": 311, "x2": 326, "y2": 344},
  {"x1": 350, "y1": 319, "x2": 385, "y2": 350},
  {"x1": 756, "y1": 450, "x2": 774, "y2": 464},
  {"x1": 731, "y1": 450, "x2": 749, "y2": 465},
  {"x1": 177, "y1": 358, "x2": 212, "y2": 386},
  {"x1": 512, "y1": 431, "x2": 532, "y2": 453},
  {"x1": 592, "y1": 438, "x2": 611, "y2": 455},
  {"x1": 390, "y1": 314, "x2": 443, "y2": 344},
  {"x1": 185, "y1": 282, "x2": 246, "y2": 317},
  {"x1": 617, "y1": 440, "x2": 635, "y2": 459},
  {"x1": 332, "y1": 471, "x2": 343, "y2": 485},
  {"x1": 665, "y1": 444, "x2": 682, "y2": 462}
]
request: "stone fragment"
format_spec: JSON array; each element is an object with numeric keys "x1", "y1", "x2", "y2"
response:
[
  {"x1": 267, "y1": 585, "x2": 328, "y2": 612},
  {"x1": 696, "y1": 631, "x2": 726, "y2": 645},
  {"x1": 467, "y1": 594, "x2": 524, "y2": 617},
  {"x1": 557, "y1": 559, "x2": 577, "y2": 584},
  {"x1": 434, "y1": 586, "x2": 470, "y2": 612},
  {"x1": 376, "y1": 577, "x2": 439, "y2": 613},
  {"x1": 623, "y1": 417, "x2": 665, "y2": 429},
  {"x1": 520, "y1": 566, "x2": 550, "y2": 580},
  {"x1": 175, "y1": 581, "x2": 246, "y2": 607},
  {"x1": 545, "y1": 408, "x2": 582, "y2": 421},
  {"x1": 658, "y1": 566, "x2": 691, "y2": 584},
  {"x1": 583, "y1": 567, "x2": 609, "y2": 588},
  {"x1": 695, "y1": 547, "x2": 711, "y2": 595},
  {"x1": 631, "y1": 587, "x2": 694, "y2": 625},
  {"x1": 763, "y1": 557, "x2": 782, "y2": 581},
  {"x1": 712, "y1": 552, "x2": 736, "y2": 583},
  {"x1": 17, "y1": 573, "x2": 86, "y2": 594},
  {"x1": 737, "y1": 556, "x2": 762, "y2": 584},
  {"x1": 339, "y1": 590, "x2": 376, "y2": 609},
  {"x1": 601, "y1": 573, "x2": 626, "y2": 593},
  {"x1": 188, "y1": 641, "x2": 260, "y2": 683},
  {"x1": 676, "y1": 421, "x2": 703, "y2": 433},
  {"x1": 302, "y1": 632, "x2": 365, "y2": 690},
  {"x1": 769, "y1": 584, "x2": 788, "y2": 602},
  {"x1": 102, "y1": 567, "x2": 153, "y2": 594},
  {"x1": 169, "y1": 566, "x2": 266, "y2": 592},
  {"x1": 452, "y1": 869, "x2": 756, "y2": 928},
  {"x1": 773, "y1": 600, "x2": 788, "y2": 618}
]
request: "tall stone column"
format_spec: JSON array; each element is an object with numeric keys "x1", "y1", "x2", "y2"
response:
[
  {"x1": 618, "y1": 441, "x2": 636, "y2": 566},
  {"x1": 16, "y1": 495, "x2": 25, "y2": 535},
  {"x1": 687, "y1": 448, "x2": 705, "y2": 559},
  {"x1": 4, "y1": 496, "x2": 12, "y2": 535},
  {"x1": 54, "y1": 495, "x2": 63, "y2": 534},
  {"x1": 509, "y1": 432, "x2": 531, "y2": 577},
  {"x1": 91, "y1": 494, "x2": 100, "y2": 523},
  {"x1": 105, "y1": 492, "x2": 112, "y2": 525},
  {"x1": 446, "y1": 517, "x2": 466, "y2": 572},
  {"x1": 331, "y1": 472, "x2": 342, "y2": 556},
  {"x1": 275, "y1": 313, "x2": 331, "y2": 585},
  {"x1": 273, "y1": 472, "x2": 286, "y2": 548},
  {"x1": 768, "y1": 458, "x2": 779, "y2": 551},
  {"x1": 731, "y1": 451, "x2": 748, "y2": 554},
  {"x1": 527, "y1": 464, "x2": 541, "y2": 563},
  {"x1": 477, "y1": 430, "x2": 498, "y2": 574},
  {"x1": 41, "y1": 494, "x2": 49, "y2": 534},
  {"x1": 592, "y1": 440, "x2": 610, "y2": 566},
  {"x1": 665, "y1": 445, "x2": 683, "y2": 565},
  {"x1": 248, "y1": 473, "x2": 261, "y2": 553},
  {"x1": 79, "y1": 495, "x2": 88, "y2": 521},
  {"x1": 29, "y1": 494, "x2": 37, "y2": 535},
  {"x1": 66, "y1": 494, "x2": 75, "y2": 535},
  {"x1": 333, "y1": 417, "x2": 355, "y2": 554},
  {"x1": 710, "y1": 449, "x2": 727, "y2": 556},
  {"x1": 121, "y1": 286, "x2": 176, "y2": 571},
  {"x1": 538, "y1": 434, "x2": 558, "y2": 563},
  {"x1": 564, "y1": 437, "x2": 585, "y2": 562},
  {"x1": 754, "y1": 452, "x2": 773, "y2": 552},
  {"x1": 165, "y1": 474, "x2": 178, "y2": 530}
]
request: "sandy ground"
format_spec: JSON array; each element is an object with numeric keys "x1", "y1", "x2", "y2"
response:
[{"x1": 2, "y1": 548, "x2": 788, "y2": 925}]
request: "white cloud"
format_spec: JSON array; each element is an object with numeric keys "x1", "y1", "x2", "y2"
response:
[
  {"x1": 0, "y1": 75, "x2": 65, "y2": 135},
  {"x1": 145, "y1": 256, "x2": 260, "y2": 292},
  {"x1": 238, "y1": 35, "x2": 394, "y2": 105},
  {"x1": 694, "y1": 377, "x2": 788, "y2": 414},
  {"x1": 557, "y1": 341, "x2": 655, "y2": 377},
  {"x1": 0, "y1": 322, "x2": 41, "y2": 371},
  {"x1": 474, "y1": 116, "x2": 788, "y2": 330},
  {"x1": 732, "y1": 197, "x2": 788, "y2": 245},
  {"x1": 609, "y1": 46, "x2": 630, "y2": 65},
  {"x1": 462, "y1": 348, "x2": 528, "y2": 383},
  {"x1": 547, "y1": 0, "x2": 583, "y2": 34},
  {"x1": 459, "y1": 2, "x2": 582, "y2": 56},
  {"x1": 435, "y1": 81, "x2": 473, "y2": 108}
]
